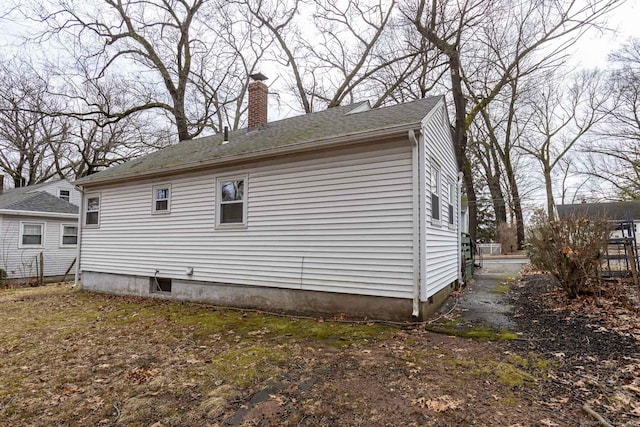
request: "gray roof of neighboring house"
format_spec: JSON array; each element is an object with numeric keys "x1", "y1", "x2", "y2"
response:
[
  {"x1": 0, "y1": 184, "x2": 79, "y2": 215},
  {"x1": 76, "y1": 96, "x2": 443, "y2": 186},
  {"x1": 556, "y1": 201, "x2": 640, "y2": 221}
]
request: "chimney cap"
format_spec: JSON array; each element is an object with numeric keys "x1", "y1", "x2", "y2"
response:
[{"x1": 249, "y1": 72, "x2": 268, "y2": 82}]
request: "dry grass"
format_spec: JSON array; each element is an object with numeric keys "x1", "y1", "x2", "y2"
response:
[
  {"x1": 0, "y1": 283, "x2": 390, "y2": 426},
  {"x1": 0, "y1": 283, "x2": 568, "y2": 426}
]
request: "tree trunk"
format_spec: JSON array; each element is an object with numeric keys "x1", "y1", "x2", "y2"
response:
[
  {"x1": 503, "y1": 157, "x2": 525, "y2": 249},
  {"x1": 463, "y1": 158, "x2": 478, "y2": 242},
  {"x1": 449, "y1": 55, "x2": 477, "y2": 241},
  {"x1": 544, "y1": 165, "x2": 555, "y2": 220}
]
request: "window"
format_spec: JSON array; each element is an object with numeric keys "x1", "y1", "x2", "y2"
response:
[
  {"x1": 152, "y1": 184, "x2": 171, "y2": 214},
  {"x1": 216, "y1": 176, "x2": 247, "y2": 226},
  {"x1": 60, "y1": 224, "x2": 78, "y2": 247},
  {"x1": 85, "y1": 194, "x2": 100, "y2": 226},
  {"x1": 448, "y1": 180, "x2": 456, "y2": 226},
  {"x1": 20, "y1": 222, "x2": 44, "y2": 247},
  {"x1": 431, "y1": 163, "x2": 441, "y2": 222},
  {"x1": 150, "y1": 277, "x2": 172, "y2": 293},
  {"x1": 59, "y1": 189, "x2": 70, "y2": 202}
]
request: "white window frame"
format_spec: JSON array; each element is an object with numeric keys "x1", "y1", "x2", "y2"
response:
[
  {"x1": 58, "y1": 189, "x2": 71, "y2": 202},
  {"x1": 152, "y1": 184, "x2": 172, "y2": 214},
  {"x1": 84, "y1": 193, "x2": 101, "y2": 227},
  {"x1": 59, "y1": 223, "x2": 78, "y2": 248},
  {"x1": 430, "y1": 162, "x2": 441, "y2": 225},
  {"x1": 19, "y1": 221, "x2": 45, "y2": 249},
  {"x1": 215, "y1": 174, "x2": 248, "y2": 229},
  {"x1": 448, "y1": 179, "x2": 456, "y2": 227}
]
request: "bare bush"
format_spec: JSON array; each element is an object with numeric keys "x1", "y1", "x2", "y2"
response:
[{"x1": 527, "y1": 211, "x2": 611, "y2": 298}]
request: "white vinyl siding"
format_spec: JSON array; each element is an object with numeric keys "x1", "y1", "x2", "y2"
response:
[
  {"x1": 422, "y1": 102, "x2": 459, "y2": 299},
  {"x1": 0, "y1": 215, "x2": 78, "y2": 279},
  {"x1": 38, "y1": 180, "x2": 81, "y2": 206},
  {"x1": 80, "y1": 142, "x2": 415, "y2": 299}
]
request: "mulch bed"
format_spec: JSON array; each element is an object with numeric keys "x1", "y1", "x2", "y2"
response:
[{"x1": 508, "y1": 272, "x2": 640, "y2": 426}]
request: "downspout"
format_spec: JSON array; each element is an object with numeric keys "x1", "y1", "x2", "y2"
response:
[
  {"x1": 73, "y1": 186, "x2": 84, "y2": 289},
  {"x1": 457, "y1": 171, "x2": 463, "y2": 286},
  {"x1": 409, "y1": 129, "x2": 420, "y2": 318}
]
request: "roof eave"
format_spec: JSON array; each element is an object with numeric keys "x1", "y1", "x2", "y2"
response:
[
  {"x1": 75, "y1": 122, "x2": 423, "y2": 188},
  {"x1": 0, "y1": 209, "x2": 78, "y2": 219}
]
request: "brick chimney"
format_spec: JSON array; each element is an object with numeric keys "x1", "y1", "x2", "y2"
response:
[{"x1": 248, "y1": 73, "x2": 268, "y2": 130}]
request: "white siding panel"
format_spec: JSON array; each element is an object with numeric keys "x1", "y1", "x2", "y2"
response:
[
  {"x1": 40, "y1": 180, "x2": 81, "y2": 206},
  {"x1": 0, "y1": 215, "x2": 77, "y2": 279},
  {"x1": 422, "y1": 103, "x2": 459, "y2": 299},
  {"x1": 81, "y1": 143, "x2": 415, "y2": 299}
]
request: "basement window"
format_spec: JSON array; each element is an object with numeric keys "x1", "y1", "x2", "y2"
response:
[{"x1": 150, "y1": 277, "x2": 172, "y2": 293}]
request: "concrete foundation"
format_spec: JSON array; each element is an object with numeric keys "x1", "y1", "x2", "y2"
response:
[{"x1": 81, "y1": 271, "x2": 456, "y2": 321}]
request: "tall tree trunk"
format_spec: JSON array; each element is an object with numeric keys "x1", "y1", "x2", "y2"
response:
[
  {"x1": 544, "y1": 164, "x2": 555, "y2": 220},
  {"x1": 487, "y1": 174, "x2": 507, "y2": 224},
  {"x1": 502, "y1": 156, "x2": 525, "y2": 249},
  {"x1": 463, "y1": 158, "x2": 478, "y2": 241}
]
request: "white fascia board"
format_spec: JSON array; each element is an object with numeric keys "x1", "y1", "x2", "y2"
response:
[{"x1": 0, "y1": 209, "x2": 78, "y2": 219}]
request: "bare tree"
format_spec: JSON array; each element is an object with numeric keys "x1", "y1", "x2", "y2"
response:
[
  {"x1": 0, "y1": 61, "x2": 68, "y2": 186},
  {"x1": 518, "y1": 70, "x2": 607, "y2": 218},
  {"x1": 15, "y1": 0, "x2": 269, "y2": 141},
  {"x1": 407, "y1": 0, "x2": 623, "y2": 240},
  {"x1": 243, "y1": 0, "x2": 424, "y2": 112},
  {"x1": 584, "y1": 38, "x2": 640, "y2": 199}
]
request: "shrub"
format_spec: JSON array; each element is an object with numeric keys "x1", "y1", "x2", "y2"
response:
[
  {"x1": 526, "y1": 211, "x2": 611, "y2": 298},
  {"x1": 496, "y1": 222, "x2": 517, "y2": 254}
]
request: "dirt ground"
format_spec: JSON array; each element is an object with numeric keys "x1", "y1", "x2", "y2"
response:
[{"x1": 0, "y1": 276, "x2": 638, "y2": 426}]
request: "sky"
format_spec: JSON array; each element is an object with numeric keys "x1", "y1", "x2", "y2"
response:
[{"x1": 571, "y1": 0, "x2": 639, "y2": 69}]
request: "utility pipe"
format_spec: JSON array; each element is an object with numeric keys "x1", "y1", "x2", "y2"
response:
[
  {"x1": 408, "y1": 129, "x2": 421, "y2": 318},
  {"x1": 73, "y1": 186, "x2": 84, "y2": 289}
]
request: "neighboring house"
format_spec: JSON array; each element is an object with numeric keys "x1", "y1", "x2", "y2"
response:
[
  {"x1": 74, "y1": 78, "x2": 460, "y2": 320},
  {"x1": 0, "y1": 178, "x2": 80, "y2": 281},
  {"x1": 556, "y1": 201, "x2": 640, "y2": 243}
]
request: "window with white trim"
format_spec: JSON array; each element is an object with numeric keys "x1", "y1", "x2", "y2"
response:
[
  {"x1": 152, "y1": 184, "x2": 171, "y2": 214},
  {"x1": 85, "y1": 194, "x2": 100, "y2": 226},
  {"x1": 20, "y1": 222, "x2": 44, "y2": 247},
  {"x1": 60, "y1": 224, "x2": 78, "y2": 247},
  {"x1": 59, "y1": 189, "x2": 70, "y2": 202},
  {"x1": 216, "y1": 176, "x2": 247, "y2": 226},
  {"x1": 448, "y1": 180, "x2": 456, "y2": 225},
  {"x1": 431, "y1": 163, "x2": 441, "y2": 222}
]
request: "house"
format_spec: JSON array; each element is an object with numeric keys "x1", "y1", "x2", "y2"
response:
[
  {"x1": 557, "y1": 201, "x2": 640, "y2": 243},
  {"x1": 74, "y1": 78, "x2": 460, "y2": 320},
  {"x1": 0, "y1": 178, "x2": 80, "y2": 282}
]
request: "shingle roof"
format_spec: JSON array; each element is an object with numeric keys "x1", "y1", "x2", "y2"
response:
[
  {"x1": 556, "y1": 201, "x2": 640, "y2": 221},
  {"x1": 76, "y1": 96, "x2": 443, "y2": 186},
  {"x1": 0, "y1": 185, "x2": 78, "y2": 215}
]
